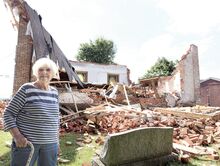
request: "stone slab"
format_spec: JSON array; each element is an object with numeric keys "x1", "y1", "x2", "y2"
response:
[{"x1": 93, "y1": 127, "x2": 173, "y2": 166}]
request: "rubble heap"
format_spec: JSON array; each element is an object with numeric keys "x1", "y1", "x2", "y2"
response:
[
  {"x1": 0, "y1": 101, "x2": 7, "y2": 129},
  {"x1": 1, "y1": 83, "x2": 220, "y2": 163},
  {"x1": 60, "y1": 103, "x2": 220, "y2": 162}
]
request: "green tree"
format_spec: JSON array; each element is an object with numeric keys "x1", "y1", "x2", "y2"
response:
[
  {"x1": 141, "y1": 57, "x2": 177, "y2": 79},
  {"x1": 76, "y1": 38, "x2": 116, "y2": 64}
]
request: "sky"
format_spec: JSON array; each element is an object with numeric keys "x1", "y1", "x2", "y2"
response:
[{"x1": 1, "y1": 0, "x2": 220, "y2": 98}]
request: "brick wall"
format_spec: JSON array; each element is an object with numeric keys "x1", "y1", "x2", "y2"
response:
[
  {"x1": 13, "y1": 16, "x2": 33, "y2": 94},
  {"x1": 200, "y1": 79, "x2": 220, "y2": 107}
]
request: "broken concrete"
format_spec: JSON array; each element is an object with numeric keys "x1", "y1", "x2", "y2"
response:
[{"x1": 59, "y1": 90, "x2": 93, "y2": 110}]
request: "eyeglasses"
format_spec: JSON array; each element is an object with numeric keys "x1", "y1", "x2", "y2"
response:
[{"x1": 38, "y1": 68, "x2": 51, "y2": 72}]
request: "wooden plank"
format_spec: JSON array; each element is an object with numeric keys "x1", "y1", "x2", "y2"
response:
[
  {"x1": 50, "y1": 81, "x2": 76, "y2": 83},
  {"x1": 173, "y1": 143, "x2": 217, "y2": 156},
  {"x1": 60, "y1": 115, "x2": 84, "y2": 124},
  {"x1": 109, "y1": 103, "x2": 150, "y2": 116},
  {"x1": 60, "y1": 106, "x2": 73, "y2": 114},
  {"x1": 60, "y1": 111, "x2": 84, "y2": 119},
  {"x1": 85, "y1": 104, "x2": 107, "y2": 111},
  {"x1": 173, "y1": 143, "x2": 202, "y2": 155},
  {"x1": 154, "y1": 107, "x2": 220, "y2": 120}
]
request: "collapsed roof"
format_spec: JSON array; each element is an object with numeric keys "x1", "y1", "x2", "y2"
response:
[{"x1": 4, "y1": 0, "x2": 84, "y2": 88}]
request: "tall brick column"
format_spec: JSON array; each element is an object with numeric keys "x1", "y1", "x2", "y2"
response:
[{"x1": 13, "y1": 16, "x2": 33, "y2": 95}]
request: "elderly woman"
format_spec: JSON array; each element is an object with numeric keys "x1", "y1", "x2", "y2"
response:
[{"x1": 3, "y1": 58, "x2": 60, "y2": 166}]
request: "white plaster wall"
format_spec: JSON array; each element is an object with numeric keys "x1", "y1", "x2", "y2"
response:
[
  {"x1": 157, "y1": 71, "x2": 181, "y2": 96},
  {"x1": 157, "y1": 78, "x2": 169, "y2": 95},
  {"x1": 181, "y1": 55, "x2": 195, "y2": 102},
  {"x1": 172, "y1": 71, "x2": 181, "y2": 92},
  {"x1": 157, "y1": 55, "x2": 195, "y2": 102},
  {"x1": 157, "y1": 45, "x2": 199, "y2": 104},
  {"x1": 70, "y1": 61, "x2": 129, "y2": 85}
]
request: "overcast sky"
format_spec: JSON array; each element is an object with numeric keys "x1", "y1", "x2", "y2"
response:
[{"x1": 1, "y1": 0, "x2": 220, "y2": 98}]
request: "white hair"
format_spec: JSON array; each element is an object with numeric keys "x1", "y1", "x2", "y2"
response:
[{"x1": 32, "y1": 58, "x2": 58, "y2": 78}]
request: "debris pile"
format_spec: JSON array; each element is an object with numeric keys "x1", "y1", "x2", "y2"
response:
[
  {"x1": 0, "y1": 101, "x2": 7, "y2": 129},
  {"x1": 57, "y1": 83, "x2": 220, "y2": 163},
  {"x1": 79, "y1": 84, "x2": 167, "y2": 108},
  {"x1": 1, "y1": 83, "x2": 220, "y2": 163},
  {"x1": 60, "y1": 103, "x2": 220, "y2": 162}
]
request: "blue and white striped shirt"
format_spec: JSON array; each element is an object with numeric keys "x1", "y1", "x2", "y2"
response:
[{"x1": 3, "y1": 83, "x2": 59, "y2": 144}]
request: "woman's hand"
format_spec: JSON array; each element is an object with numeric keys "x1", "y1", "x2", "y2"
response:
[
  {"x1": 9, "y1": 127, "x2": 28, "y2": 148},
  {"x1": 14, "y1": 133, "x2": 28, "y2": 147}
]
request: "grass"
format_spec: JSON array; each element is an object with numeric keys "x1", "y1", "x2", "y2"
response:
[
  {"x1": 58, "y1": 133, "x2": 97, "y2": 166},
  {"x1": 0, "y1": 131, "x2": 97, "y2": 166},
  {"x1": 1, "y1": 130, "x2": 220, "y2": 166},
  {"x1": 0, "y1": 131, "x2": 11, "y2": 165}
]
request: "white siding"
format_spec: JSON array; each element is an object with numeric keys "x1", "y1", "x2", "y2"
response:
[{"x1": 70, "y1": 61, "x2": 129, "y2": 85}]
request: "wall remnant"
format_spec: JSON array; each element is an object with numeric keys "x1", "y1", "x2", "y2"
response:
[{"x1": 140, "y1": 44, "x2": 200, "y2": 107}]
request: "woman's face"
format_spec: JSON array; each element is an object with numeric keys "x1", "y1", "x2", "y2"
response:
[{"x1": 37, "y1": 65, "x2": 53, "y2": 83}]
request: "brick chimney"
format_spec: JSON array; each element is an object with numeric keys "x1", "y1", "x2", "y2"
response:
[{"x1": 13, "y1": 15, "x2": 33, "y2": 94}]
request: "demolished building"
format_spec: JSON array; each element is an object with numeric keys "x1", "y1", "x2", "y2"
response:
[
  {"x1": 4, "y1": 0, "x2": 133, "y2": 111},
  {"x1": 70, "y1": 61, "x2": 131, "y2": 85},
  {"x1": 4, "y1": 0, "x2": 84, "y2": 95},
  {"x1": 3, "y1": 1, "x2": 220, "y2": 165},
  {"x1": 139, "y1": 44, "x2": 200, "y2": 107}
]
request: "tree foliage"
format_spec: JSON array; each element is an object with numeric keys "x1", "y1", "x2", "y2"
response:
[
  {"x1": 76, "y1": 38, "x2": 116, "y2": 64},
  {"x1": 141, "y1": 57, "x2": 177, "y2": 79}
]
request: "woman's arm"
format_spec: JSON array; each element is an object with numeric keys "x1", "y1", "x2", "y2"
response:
[
  {"x1": 3, "y1": 85, "x2": 26, "y2": 131},
  {"x1": 3, "y1": 85, "x2": 27, "y2": 147}
]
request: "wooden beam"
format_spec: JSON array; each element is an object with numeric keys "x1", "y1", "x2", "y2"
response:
[{"x1": 154, "y1": 107, "x2": 220, "y2": 120}]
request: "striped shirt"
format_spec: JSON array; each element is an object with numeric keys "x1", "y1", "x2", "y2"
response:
[{"x1": 3, "y1": 83, "x2": 59, "y2": 144}]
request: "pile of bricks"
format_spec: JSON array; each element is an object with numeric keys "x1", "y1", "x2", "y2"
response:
[
  {"x1": 60, "y1": 105, "x2": 220, "y2": 161},
  {"x1": 172, "y1": 118, "x2": 220, "y2": 146},
  {"x1": 62, "y1": 105, "x2": 220, "y2": 144},
  {"x1": 79, "y1": 85, "x2": 167, "y2": 108},
  {"x1": 0, "y1": 101, "x2": 7, "y2": 129}
]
